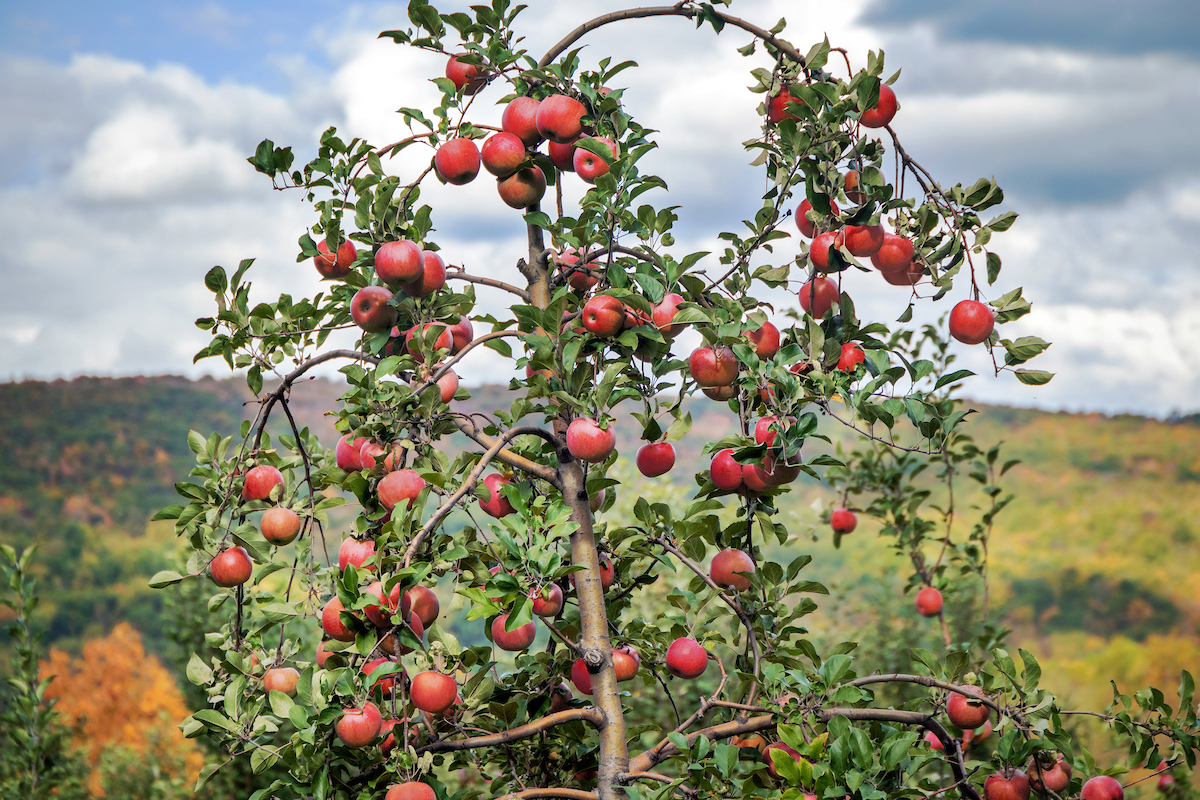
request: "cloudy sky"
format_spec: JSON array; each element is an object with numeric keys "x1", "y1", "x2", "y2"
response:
[{"x1": 1, "y1": 0, "x2": 1197, "y2": 416}]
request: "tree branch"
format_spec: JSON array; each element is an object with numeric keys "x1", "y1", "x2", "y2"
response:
[
  {"x1": 629, "y1": 715, "x2": 777, "y2": 772},
  {"x1": 446, "y1": 268, "x2": 532, "y2": 302},
  {"x1": 416, "y1": 707, "x2": 603, "y2": 754},
  {"x1": 452, "y1": 418, "x2": 561, "y2": 487},
  {"x1": 506, "y1": 790, "x2": 595, "y2": 800}
]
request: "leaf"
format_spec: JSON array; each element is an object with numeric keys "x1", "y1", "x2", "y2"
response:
[
  {"x1": 149, "y1": 570, "x2": 185, "y2": 589},
  {"x1": 1020, "y1": 649, "x2": 1042, "y2": 693},
  {"x1": 269, "y1": 689, "x2": 294, "y2": 718},
  {"x1": 1014, "y1": 369, "x2": 1054, "y2": 385},
  {"x1": 186, "y1": 653, "x2": 214, "y2": 685},
  {"x1": 192, "y1": 709, "x2": 238, "y2": 732},
  {"x1": 934, "y1": 369, "x2": 975, "y2": 389}
]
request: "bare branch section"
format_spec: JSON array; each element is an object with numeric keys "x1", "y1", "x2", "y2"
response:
[
  {"x1": 446, "y1": 268, "x2": 533, "y2": 302},
  {"x1": 417, "y1": 707, "x2": 603, "y2": 754},
  {"x1": 507, "y1": 790, "x2": 596, "y2": 800},
  {"x1": 452, "y1": 418, "x2": 561, "y2": 487}
]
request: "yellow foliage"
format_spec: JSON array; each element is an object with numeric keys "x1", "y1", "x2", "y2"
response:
[{"x1": 40, "y1": 622, "x2": 204, "y2": 795}]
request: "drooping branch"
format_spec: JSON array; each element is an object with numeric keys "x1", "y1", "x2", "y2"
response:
[
  {"x1": 417, "y1": 707, "x2": 603, "y2": 754},
  {"x1": 629, "y1": 715, "x2": 777, "y2": 772},
  {"x1": 446, "y1": 268, "x2": 532, "y2": 302},
  {"x1": 452, "y1": 418, "x2": 561, "y2": 486}
]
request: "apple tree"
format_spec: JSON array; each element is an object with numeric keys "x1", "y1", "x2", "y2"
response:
[{"x1": 152, "y1": 3, "x2": 1199, "y2": 800}]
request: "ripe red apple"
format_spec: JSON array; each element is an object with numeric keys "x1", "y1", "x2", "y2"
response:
[
  {"x1": 481, "y1": 132, "x2": 526, "y2": 177},
  {"x1": 322, "y1": 596, "x2": 356, "y2": 642},
  {"x1": 985, "y1": 771, "x2": 1031, "y2": 800},
  {"x1": 210, "y1": 547, "x2": 252, "y2": 587},
  {"x1": 741, "y1": 463, "x2": 777, "y2": 494},
  {"x1": 362, "y1": 657, "x2": 401, "y2": 694},
  {"x1": 947, "y1": 691, "x2": 990, "y2": 730},
  {"x1": 860, "y1": 83, "x2": 897, "y2": 128},
  {"x1": 502, "y1": 96, "x2": 542, "y2": 146},
  {"x1": 338, "y1": 537, "x2": 375, "y2": 572},
  {"x1": 364, "y1": 580, "x2": 402, "y2": 627},
  {"x1": 760, "y1": 453, "x2": 800, "y2": 485},
  {"x1": 837, "y1": 342, "x2": 865, "y2": 372},
  {"x1": 1028, "y1": 755, "x2": 1073, "y2": 794},
  {"x1": 407, "y1": 586, "x2": 440, "y2": 627},
  {"x1": 566, "y1": 417, "x2": 616, "y2": 463},
  {"x1": 598, "y1": 554, "x2": 615, "y2": 588},
  {"x1": 336, "y1": 434, "x2": 368, "y2": 471},
  {"x1": 242, "y1": 464, "x2": 283, "y2": 502},
  {"x1": 350, "y1": 286, "x2": 397, "y2": 332},
  {"x1": 766, "y1": 87, "x2": 802, "y2": 123},
  {"x1": 764, "y1": 742, "x2": 802, "y2": 780},
  {"x1": 652, "y1": 293, "x2": 686, "y2": 337},
  {"x1": 754, "y1": 415, "x2": 793, "y2": 449},
  {"x1": 261, "y1": 507, "x2": 301, "y2": 545},
  {"x1": 535, "y1": 94, "x2": 587, "y2": 144},
  {"x1": 703, "y1": 385, "x2": 738, "y2": 401},
  {"x1": 883, "y1": 261, "x2": 924, "y2": 286},
  {"x1": 378, "y1": 469, "x2": 427, "y2": 510},
  {"x1": 375, "y1": 240, "x2": 424, "y2": 286},
  {"x1": 710, "y1": 449, "x2": 744, "y2": 491},
  {"x1": 665, "y1": 637, "x2": 708, "y2": 679},
  {"x1": 1081, "y1": 776, "x2": 1124, "y2": 800},
  {"x1": 915, "y1": 586, "x2": 943, "y2": 617},
  {"x1": 449, "y1": 317, "x2": 474, "y2": 354},
  {"x1": 436, "y1": 370, "x2": 458, "y2": 403},
  {"x1": 710, "y1": 549, "x2": 755, "y2": 591},
  {"x1": 478, "y1": 473, "x2": 515, "y2": 517},
  {"x1": 747, "y1": 321, "x2": 781, "y2": 359},
  {"x1": 844, "y1": 223, "x2": 885, "y2": 257},
  {"x1": 573, "y1": 137, "x2": 617, "y2": 184},
  {"x1": 589, "y1": 488, "x2": 606, "y2": 511},
  {"x1": 315, "y1": 640, "x2": 333, "y2": 668},
  {"x1": 830, "y1": 508, "x2": 857, "y2": 533},
  {"x1": 497, "y1": 165, "x2": 547, "y2": 208},
  {"x1": 965, "y1": 720, "x2": 992, "y2": 747},
  {"x1": 386, "y1": 782, "x2": 436, "y2": 800},
  {"x1": 315, "y1": 239, "x2": 357, "y2": 279},
  {"x1": 411, "y1": 671, "x2": 458, "y2": 714},
  {"x1": 871, "y1": 233, "x2": 914, "y2": 273},
  {"x1": 491, "y1": 613, "x2": 536, "y2": 651},
  {"x1": 796, "y1": 198, "x2": 840, "y2": 238},
  {"x1": 336, "y1": 701, "x2": 382, "y2": 748},
  {"x1": 434, "y1": 138, "x2": 480, "y2": 185},
  {"x1": 949, "y1": 300, "x2": 996, "y2": 345},
  {"x1": 689, "y1": 345, "x2": 739, "y2": 387},
  {"x1": 445, "y1": 54, "x2": 486, "y2": 94},
  {"x1": 582, "y1": 295, "x2": 625, "y2": 337},
  {"x1": 844, "y1": 169, "x2": 867, "y2": 204},
  {"x1": 810, "y1": 230, "x2": 844, "y2": 272},
  {"x1": 531, "y1": 583, "x2": 564, "y2": 617},
  {"x1": 359, "y1": 441, "x2": 385, "y2": 469},
  {"x1": 923, "y1": 730, "x2": 944, "y2": 751},
  {"x1": 401, "y1": 250, "x2": 447, "y2": 298},
  {"x1": 636, "y1": 442, "x2": 676, "y2": 478},
  {"x1": 798, "y1": 277, "x2": 840, "y2": 319},
  {"x1": 548, "y1": 140, "x2": 577, "y2": 171},
  {"x1": 612, "y1": 647, "x2": 639, "y2": 682},
  {"x1": 403, "y1": 320, "x2": 452, "y2": 359},
  {"x1": 570, "y1": 658, "x2": 593, "y2": 695},
  {"x1": 1157, "y1": 774, "x2": 1174, "y2": 792}
]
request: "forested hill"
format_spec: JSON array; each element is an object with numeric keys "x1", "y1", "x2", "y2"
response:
[{"x1": 0, "y1": 375, "x2": 1197, "y2": 708}]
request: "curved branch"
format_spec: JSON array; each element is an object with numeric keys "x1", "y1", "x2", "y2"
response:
[
  {"x1": 414, "y1": 330, "x2": 524, "y2": 392},
  {"x1": 416, "y1": 707, "x2": 603, "y2": 754},
  {"x1": 506, "y1": 790, "x2": 595, "y2": 800},
  {"x1": 539, "y1": 7, "x2": 807, "y2": 69},
  {"x1": 446, "y1": 268, "x2": 532, "y2": 302},
  {"x1": 845, "y1": 674, "x2": 1015, "y2": 723},
  {"x1": 581, "y1": 244, "x2": 664, "y2": 269},
  {"x1": 254, "y1": 349, "x2": 375, "y2": 449},
  {"x1": 452, "y1": 417, "x2": 561, "y2": 487},
  {"x1": 404, "y1": 425, "x2": 558, "y2": 567},
  {"x1": 629, "y1": 714, "x2": 777, "y2": 772}
]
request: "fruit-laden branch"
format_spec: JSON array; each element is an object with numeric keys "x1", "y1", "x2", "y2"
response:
[
  {"x1": 445, "y1": 267, "x2": 532, "y2": 302},
  {"x1": 538, "y1": 6, "x2": 808, "y2": 69},
  {"x1": 629, "y1": 714, "x2": 778, "y2": 772},
  {"x1": 413, "y1": 329, "x2": 525, "y2": 392},
  {"x1": 581, "y1": 244, "x2": 664, "y2": 268},
  {"x1": 416, "y1": 707, "x2": 604, "y2": 754},
  {"x1": 844, "y1": 674, "x2": 1020, "y2": 726},
  {"x1": 403, "y1": 425, "x2": 559, "y2": 567},
  {"x1": 452, "y1": 418, "x2": 561, "y2": 486}
]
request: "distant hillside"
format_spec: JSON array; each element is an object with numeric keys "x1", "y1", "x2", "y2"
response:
[{"x1": 1, "y1": 375, "x2": 1197, "y2": 713}]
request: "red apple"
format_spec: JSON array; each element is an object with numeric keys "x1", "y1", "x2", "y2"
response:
[
  {"x1": 336, "y1": 701, "x2": 382, "y2": 748},
  {"x1": 796, "y1": 198, "x2": 840, "y2": 238},
  {"x1": 336, "y1": 434, "x2": 368, "y2": 471},
  {"x1": 665, "y1": 637, "x2": 708, "y2": 679},
  {"x1": 548, "y1": 140, "x2": 577, "y2": 171},
  {"x1": 242, "y1": 464, "x2": 283, "y2": 502},
  {"x1": 436, "y1": 370, "x2": 458, "y2": 403},
  {"x1": 364, "y1": 580, "x2": 402, "y2": 627},
  {"x1": 434, "y1": 138, "x2": 480, "y2": 185},
  {"x1": 965, "y1": 720, "x2": 992, "y2": 746},
  {"x1": 407, "y1": 586, "x2": 440, "y2": 628},
  {"x1": 566, "y1": 417, "x2": 615, "y2": 463},
  {"x1": 491, "y1": 613, "x2": 536, "y2": 651},
  {"x1": 411, "y1": 671, "x2": 458, "y2": 714},
  {"x1": 764, "y1": 742, "x2": 802, "y2": 780},
  {"x1": 830, "y1": 508, "x2": 857, "y2": 533},
  {"x1": 449, "y1": 317, "x2": 474, "y2": 354},
  {"x1": 261, "y1": 507, "x2": 301, "y2": 545},
  {"x1": 350, "y1": 286, "x2": 397, "y2": 332},
  {"x1": 837, "y1": 342, "x2": 865, "y2": 371},
  {"x1": 844, "y1": 223, "x2": 885, "y2": 257},
  {"x1": 315, "y1": 640, "x2": 332, "y2": 668},
  {"x1": 860, "y1": 83, "x2": 897, "y2": 128},
  {"x1": 798, "y1": 277, "x2": 840, "y2": 319},
  {"x1": 710, "y1": 449, "x2": 744, "y2": 491},
  {"x1": 710, "y1": 549, "x2": 755, "y2": 591},
  {"x1": 481, "y1": 132, "x2": 526, "y2": 177},
  {"x1": 947, "y1": 691, "x2": 990, "y2": 731},
  {"x1": 582, "y1": 295, "x2": 625, "y2": 337},
  {"x1": 378, "y1": 613, "x2": 424, "y2": 656},
  {"x1": 338, "y1": 537, "x2": 375, "y2": 572},
  {"x1": 923, "y1": 730, "x2": 944, "y2": 751},
  {"x1": 358, "y1": 441, "x2": 385, "y2": 469},
  {"x1": 573, "y1": 137, "x2": 617, "y2": 184},
  {"x1": 598, "y1": 554, "x2": 615, "y2": 588},
  {"x1": 871, "y1": 233, "x2": 914, "y2": 273},
  {"x1": 315, "y1": 239, "x2": 357, "y2": 279},
  {"x1": 502, "y1": 96, "x2": 543, "y2": 146},
  {"x1": 883, "y1": 261, "x2": 924, "y2": 286},
  {"x1": 612, "y1": 647, "x2": 639, "y2": 682},
  {"x1": 322, "y1": 596, "x2": 356, "y2": 642},
  {"x1": 1028, "y1": 755, "x2": 1073, "y2": 794},
  {"x1": 915, "y1": 586, "x2": 943, "y2": 617},
  {"x1": 497, "y1": 165, "x2": 547, "y2": 208},
  {"x1": 403, "y1": 323, "x2": 452, "y2": 364},
  {"x1": 741, "y1": 463, "x2": 776, "y2": 494},
  {"x1": 703, "y1": 385, "x2": 738, "y2": 401},
  {"x1": 844, "y1": 169, "x2": 867, "y2": 204},
  {"x1": 535, "y1": 94, "x2": 587, "y2": 144},
  {"x1": 531, "y1": 583, "x2": 564, "y2": 617},
  {"x1": 747, "y1": 321, "x2": 781, "y2": 359},
  {"x1": 210, "y1": 547, "x2": 252, "y2": 587},
  {"x1": 375, "y1": 240, "x2": 424, "y2": 287},
  {"x1": 754, "y1": 415, "x2": 791, "y2": 449},
  {"x1": 401, "y1": 250, "x2": 447, "y2": 298},
  {"x1": 652, "y1": 293, "x2": 686, "y2": 337},
  {"x1": 571, "y1": 658, "x2": 593, "y2": 696},
  {"x1": 636, "y1": 442, "x2": 676, "y2": 478},
  {"x1": 1081, "y1": 776, "x2": 1124, "y2": 800},
  {"x1": 1157, "y1": 774, "x2": 1174, "y2": 793},
  {"x1": 689, "y1": 345, "x2": 739, "y2": 387},
  {"x1": 949, "y1": 300, "x2": 995, "y2": 345},
  {"x1": 386, "y1": 782, "x2": 436, "y2": 800},
  {"x1": 766, "y1": 86, "x2": 801, "y2": 123},
  {"x1": 445, "y1": 54, "x2": 486, "y2": 94},
  {"x1": 478, "y1": 473, "x2": 515, "y2": 517},
  {"x1": 589, "y1": 489, "x2": 606, "y2": 512},
  {"x1": 985, "y1": 771, "x2": 1031, "y2": 800},
  {"x1": 378, "y1": 469, "x2": 426, "y2": 510},
  {"x1": 810, "y1": 230, "x2": 844, "y2": 272}
]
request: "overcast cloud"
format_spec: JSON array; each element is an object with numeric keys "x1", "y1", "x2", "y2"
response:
[{"x1": 0, "y1": 0, "x2": 1196, "y2": 416}]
